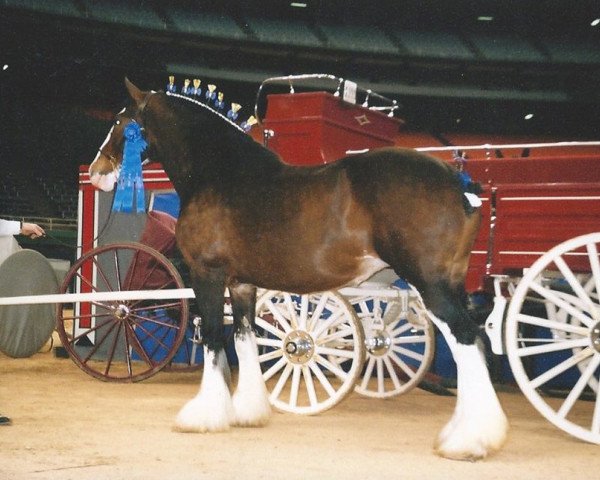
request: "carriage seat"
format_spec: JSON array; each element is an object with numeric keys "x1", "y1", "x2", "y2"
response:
[{"x1": 123, "y1": 210, "x2": 178, "y2": 290}]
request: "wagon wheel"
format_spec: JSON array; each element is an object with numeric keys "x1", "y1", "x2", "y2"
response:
[
  {"x1": 255, "y1": 290, "x2": 365, "y2": 414},
  {"x1": 349, "y1": 290, "x2": 435, "y2": 398},
  {"x1": 505, "y1": 232, "x2": 600, "y2": 444},
  {"x1": 56, "y1": 242, "x2": 189, "y2": 382},
  {"x1": 544, "y1": 273, "x2": 599, "y2": 393}
]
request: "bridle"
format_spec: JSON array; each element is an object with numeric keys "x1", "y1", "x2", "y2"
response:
[
  {"x1": 96, "y1": 90, "x2": 156, "y2": 172},
  {"x1": 97, "y1": 149, "x2": 119, "y2": 171}
]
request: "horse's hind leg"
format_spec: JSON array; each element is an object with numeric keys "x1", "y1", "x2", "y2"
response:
[
  {"x1": 174, "y1": 269, "x2": 234, "y2": 433},
  {"x1": 229, "y1": 283, "x2": 271, "y2": 427},
  {"x1": 423, "y1": 282, "x2": 508, "y2": 461}
]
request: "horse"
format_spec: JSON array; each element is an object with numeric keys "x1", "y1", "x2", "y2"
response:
[{"x1": 88, "y1": 78, "x2": 508, "y2": 461}]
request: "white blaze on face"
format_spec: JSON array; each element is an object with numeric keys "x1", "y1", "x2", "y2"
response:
[{"x1": 89, "y1": 114, "x2": 123, "y2": 191}]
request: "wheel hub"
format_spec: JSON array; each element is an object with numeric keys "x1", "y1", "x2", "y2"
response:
[
  {"x1": 365, "y1": 329, "x2": 392, "y2": 356},
  {"x1": 283, "y1": 330, "x2": 315, "y2": 364},
  {"x1": 591, "y1": 322, "x2": 600, "y2": 353},
  {"x1": 113, "y1": 304, "x2": 130, "y2": 320}
]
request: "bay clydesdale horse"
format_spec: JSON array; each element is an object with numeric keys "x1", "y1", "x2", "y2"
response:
[{"x1": 88, "y1": 79, "x2": 507, "y2": 461}]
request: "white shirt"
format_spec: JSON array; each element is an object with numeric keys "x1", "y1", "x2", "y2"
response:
[{"x1": 0, "y1": 218, "x2": 21, "y2": 236}]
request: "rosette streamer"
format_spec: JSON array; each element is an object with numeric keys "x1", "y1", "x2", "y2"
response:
[{"x1": 112, "y1": 122, "x2": 147, "y2": 213}]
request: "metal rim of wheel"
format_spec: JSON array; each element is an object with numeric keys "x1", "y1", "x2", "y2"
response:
[
  {"x1": 349, "y1": 290, "x2": 434, "y2": 398},
  {"x1": 56, "y1": 242, "x2": 189, "y2": 382},
  {"x1": 255, "y1": 290, "x2": 365, "y2": 414},
  {"x1": 505, "y1": 232, "x2": 600, "y2": 444}
]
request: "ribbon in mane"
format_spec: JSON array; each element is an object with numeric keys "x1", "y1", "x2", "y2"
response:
[{"x1": 112, "y1": 122, "x2": 147, "y2": 214}]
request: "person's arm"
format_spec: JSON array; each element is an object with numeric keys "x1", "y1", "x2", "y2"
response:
[
  {"x1": 0, "y1": 218, "x2": 21, "y2": 236},
  {"x1": 0, "y1": 219, "x2": 45, "y2": 238}
]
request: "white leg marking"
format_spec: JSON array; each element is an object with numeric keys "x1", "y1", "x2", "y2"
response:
[
  {"x1": 232, "y1": 329, "x2": 271, "y2": 427},
  {"x1": 429, "y1": 314, "x2": 508, "y2": 461},
  {"x1": 174, "y1": 347, "x2": 234, "y2": 433}
]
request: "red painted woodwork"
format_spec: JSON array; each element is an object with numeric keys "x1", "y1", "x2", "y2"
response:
[{"x1": 262, "y1": 92, "x2": 403, "y2": 165}]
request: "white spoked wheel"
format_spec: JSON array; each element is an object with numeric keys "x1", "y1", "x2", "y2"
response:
[
  {"x1": 349, "y1": 290, "x2": 434, "y2": 398},
  {"x1": 545, "y1": 272, "x2": 599, "y2": 394},
  {"x1": 255, "y1": 290, "x2": 365, "y2": 415},
  {"x1": 505, "y1": 232, "x2": 600, "y2": 444}
]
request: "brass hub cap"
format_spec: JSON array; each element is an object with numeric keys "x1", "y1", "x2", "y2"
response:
[
  {"x1": 365, "y1": 329, "x2": 392, "y2": 357},
  {"x1": 113, "y1": 304, "x2": 130, "y2": 321},
  {"x1": 283, "y1": 330, "x2": 315, "y2": 364}
]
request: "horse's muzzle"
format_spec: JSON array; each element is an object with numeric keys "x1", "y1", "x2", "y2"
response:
[{"x1": 89, "y1": 169, "x2": 118, "y2": 192}]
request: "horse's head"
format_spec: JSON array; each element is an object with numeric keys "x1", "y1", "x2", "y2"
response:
[{"x1": 89, "y1": 78, "x2": 152, "y2": 191}]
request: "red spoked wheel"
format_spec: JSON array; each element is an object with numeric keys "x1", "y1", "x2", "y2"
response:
[{"x1": 56, "y1": 242, "x2": 189, "y2": 382}]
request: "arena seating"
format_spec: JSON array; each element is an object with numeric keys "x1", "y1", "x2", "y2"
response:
[
  {"x1": 2, "y1": 0, "x2": 597, "y2": 71},
  {"x1": 168, "y1": 9, "x2": 246, "y2": 40},
  {"x1": 82, "y1": 0, "x2": 165, "y2": 30},
  {"x1": 0, "y1": 172, "x2": 77, "y2": 220},
  {"x1": 244, "y1": 17, "x2": 322, "y2": 48}
]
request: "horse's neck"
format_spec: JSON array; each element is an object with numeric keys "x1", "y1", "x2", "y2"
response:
[{"x1": 147, "y1": 103, "x2": 282, "y2": 203}]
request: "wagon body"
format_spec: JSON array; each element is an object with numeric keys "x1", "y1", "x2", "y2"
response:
[
  {"x1": 464, "y1": 153, "x2": 600, "y2": 291},
  {"x1": 260, "y1": 91, "x2": 402, "y2": 165}
]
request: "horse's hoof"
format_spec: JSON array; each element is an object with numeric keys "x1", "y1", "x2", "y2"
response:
[
  {"x1": 434, "y1": 403, "x2": 509, "y2": 461},
  {"x1": 173, "y1": 397, "x2": 233, "y2": 433},
  {"x1": 434, "y1": 442, "x2": 487, "y2": 462},
  {"x1": 433, "y1": 415, "x2": 508, "y2": 461},
  {"x1": 232, "y1": 391, "x2": 271, "y2": 428}
]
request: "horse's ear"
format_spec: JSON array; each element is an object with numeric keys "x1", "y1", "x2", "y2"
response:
[{"x1": 125, "y1": 77, "x2": 146, "y2": 106}]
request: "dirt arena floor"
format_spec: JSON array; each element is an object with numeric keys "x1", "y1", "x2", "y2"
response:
[{"x1": 2, "y1": 344, "x2": 599, "y2": 480}]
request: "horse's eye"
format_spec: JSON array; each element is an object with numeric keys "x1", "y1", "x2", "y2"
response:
[{"x1": 115, "y1": 120, "x2": 121, "y2": 126}]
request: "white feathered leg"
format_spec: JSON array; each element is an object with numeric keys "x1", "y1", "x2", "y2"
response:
[
  {"x1": 430, "y1": 314, "x2": 508, "y2": 461},
  {"x1": 174, "y1": 347, "x2": 234, "y2": 432},
  {"x1": 232, "y1": 329, "x2": 271, "y2": 427}
]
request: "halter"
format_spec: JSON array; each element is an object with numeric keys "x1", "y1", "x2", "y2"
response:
[
  {"x1": 97, "y1": 149, "x2": 119, "y2": 170},
  {"x1": 137, "y1": 90, "x2": 157, "y2": 117},
  {"x1": 97, "y1": 91, "x2": 155, "y2": 168}
]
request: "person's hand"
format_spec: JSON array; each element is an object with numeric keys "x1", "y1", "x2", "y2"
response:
[{"x1": 20, "y1": 222, "x2": 45, "y2": 239}]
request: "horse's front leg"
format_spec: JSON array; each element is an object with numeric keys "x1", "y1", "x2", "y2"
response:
[
  {"x1": 229, "y1": 283, "x2": 271, "y2": 427},
  {"x1": 174, "y1": 268, "x2": 234, "y2": 433},
  {"x1": 424, "y1": 282, "x2": 508, "y2": 461}
]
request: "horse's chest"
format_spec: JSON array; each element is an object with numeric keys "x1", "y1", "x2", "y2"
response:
[{"x1": 176, "y1": 202, "x2": 237, "y2": 265}]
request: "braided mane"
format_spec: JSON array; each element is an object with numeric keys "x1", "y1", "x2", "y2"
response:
[{"x1": 165, "y1": 91, "x2": 246, "y2": 134}]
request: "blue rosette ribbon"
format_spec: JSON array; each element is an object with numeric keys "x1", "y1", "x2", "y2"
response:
[{"x1": 112, "y1": 122, "x2": 147, "y2": 214}]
